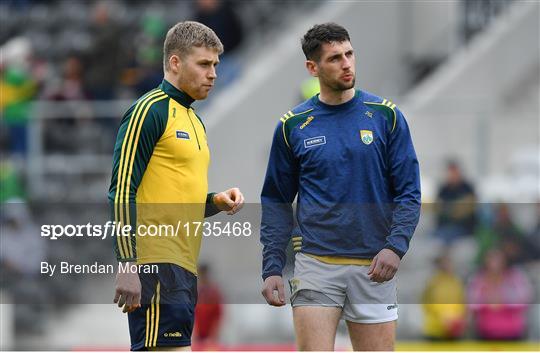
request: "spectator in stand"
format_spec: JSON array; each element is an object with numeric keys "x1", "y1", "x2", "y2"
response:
[
  {"x1": 421, "y1": 253, "x2": 466, "y2": 340},
  {"x1": 434, "y1": 160, "x2": 477, "y2": 244},
  {"x1": 489, "y1": 204, "x2": 523, "y2": 265},
  {"x1": 468, "y1": 248, "x2": 533, "y2": 340},
  {"x1": 83, "y1": 0, "x2": 125, "y2": 99},
  {"x1": 0, "y1": 37, "x2": 37, "y2": 156},
  {"x1": 41, "y1": 55, "x2": 94, "y2": 153},
  {"x1": 41, "y1": 55, "x2": 88, "y2": 101},
  {"x1": 193, "y1": 263, "x2": 224, "y2": 349},
  {"x1": 132, "y1": 13, "x2": 167, "y2": 96},
  {"x1": 194, "y1": 0, "x2": 244, "y2": 88},
  {"x1": 476, "y1": 203, "x2": 539, "y2": 266},
  {"x1": 194, "y1": 0, "x2": 243, "y2": 55}
]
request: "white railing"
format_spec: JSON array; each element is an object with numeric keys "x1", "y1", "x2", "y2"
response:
[{"x1": 27, "y1": 100, "x2": 132, "y2": 200}]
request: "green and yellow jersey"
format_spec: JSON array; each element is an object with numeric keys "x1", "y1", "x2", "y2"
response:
[{"x1": 108, "y1": 79, "x2": 219, "y2": 275}]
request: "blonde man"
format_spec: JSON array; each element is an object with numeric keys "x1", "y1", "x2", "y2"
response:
[{"x1": 109, "y1": 21, "x2": 244, "y2": 351}]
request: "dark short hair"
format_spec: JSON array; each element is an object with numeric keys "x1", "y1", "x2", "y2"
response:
[{"x1": 301, "y1": 23, "x2": 350, "y2": 61}]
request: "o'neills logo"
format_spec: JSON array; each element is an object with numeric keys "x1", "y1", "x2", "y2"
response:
[{"x1": 300, "y1": 116, "x2": 315, "y2": 129}]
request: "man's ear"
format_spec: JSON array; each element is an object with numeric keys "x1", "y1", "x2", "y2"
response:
[
  {"x1": 169, "y1": 54, "x2": 182, "y2": 74},
  {"x1": 305, "y1": 60, "x2": 318, "y2": 77}
]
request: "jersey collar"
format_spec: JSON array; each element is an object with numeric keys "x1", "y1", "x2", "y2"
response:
[
  {"x1": 160, "y1": 79, "x2": 195, "y2": 108},
  {"x1": 313, "y1": 90, "x2": 360, "y2": 110}
]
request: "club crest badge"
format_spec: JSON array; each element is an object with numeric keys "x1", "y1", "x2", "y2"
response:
[{"x1": 360, "y1": 130, "x2": 373, "y2": 145}]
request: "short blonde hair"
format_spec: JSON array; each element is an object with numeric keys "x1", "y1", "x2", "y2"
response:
[{"x1": 163, "y1": 21, "x2": 224, "y2": 71}]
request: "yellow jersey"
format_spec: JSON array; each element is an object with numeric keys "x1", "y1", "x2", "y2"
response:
[{"x1": 108, "y1": 79, "x2": 219, "y2": 274}]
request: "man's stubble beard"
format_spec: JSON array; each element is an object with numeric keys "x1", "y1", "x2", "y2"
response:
[
  {"x1": 335, "y1": 77, "x2": 355, "y2": 91},
  {"x1": 320, "y1": 73, "x2": 356, "y2": 93}
]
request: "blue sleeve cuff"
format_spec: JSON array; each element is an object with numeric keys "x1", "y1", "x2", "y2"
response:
[
  {"x1": 384, "y1": 245, "x2": 405, "y2": 259},
  {"x1": 262, "y1": 271, "x2": 283, "y2": 281}
]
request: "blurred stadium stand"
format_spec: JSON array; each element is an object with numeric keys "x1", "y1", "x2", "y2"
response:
[{"x1": 1, "y1": 0, "x2": 539, "y2": 350}]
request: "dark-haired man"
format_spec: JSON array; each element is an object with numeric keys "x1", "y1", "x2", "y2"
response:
[{"x1": 260, "y1": 23, "x2": 420, "y2": 350}]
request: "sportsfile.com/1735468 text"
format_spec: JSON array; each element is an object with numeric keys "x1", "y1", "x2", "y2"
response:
[{"x1": 40, "y1": 221, "x2": 253, "y2": 240}]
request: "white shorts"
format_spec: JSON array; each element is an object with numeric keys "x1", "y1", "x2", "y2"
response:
[{"x1": 289, "y1": 253, "x2": 398, "y2": 324}]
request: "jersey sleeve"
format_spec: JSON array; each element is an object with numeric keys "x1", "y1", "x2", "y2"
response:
[
  {"x1": 384, "y1": 107, "x2": 421, "y2": 258},
  {"x1": 260, "y1": 120, "x2": 299, "y2": 280},
  {"x1": 108, "y1": 95, "x2": 167, "y2": 262},
  {"x1": 204, "y1": 192, "x2": 220, "y2": 218}
]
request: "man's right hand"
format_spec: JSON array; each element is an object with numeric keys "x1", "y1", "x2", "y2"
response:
[
  {"x1": 114, "y1": 264, "x2": 142, "y2": 313},
  {"x1": 261, "y1": 275, "x2": 286, "y2": 306}
]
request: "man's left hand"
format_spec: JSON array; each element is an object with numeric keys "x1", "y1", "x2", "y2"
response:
[
  {"x1": 213, "y1": 187, "x2": 244, "y2": 215},
  {"x1": 368, "y1": 248, "x2": 400, "y2": 283}
]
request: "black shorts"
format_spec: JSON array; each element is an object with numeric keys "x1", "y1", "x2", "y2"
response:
[{"x1": 128, "y1": 263, "x2": 197, "y2": 351}]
